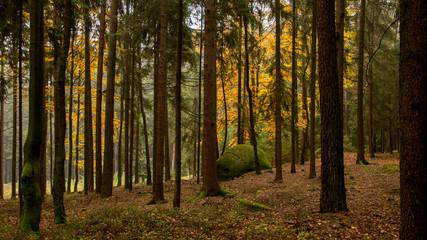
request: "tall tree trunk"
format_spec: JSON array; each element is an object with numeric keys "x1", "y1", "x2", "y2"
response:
[
  {"x1": 74, "y1": 80, "x2": 81, "y2": 193},
  {"x1": 220, "y1": 38, "x2": 228, "y2": 156},
  {"x1": 237, "y1": 16, "x2": 243, "y2": 145},
  {"x1": 151, "y1": 0, "x2": 167, "y2": 202},
  {"x1": 164, "y1": 112, "x2": 171, "y2": 181},
  {"x1": 39, "y1": 67, "x2": 48, "y2": 199},
  {"x1": 274, "y1": 0, "x2": 282, "y2": 182},
  {"x1": 368, "y1": 62, "x2": 375, "y2": 158},
  {"x1": 117, "y1": 77, "x2": 125, "y2": 187},
  {"x1": 200, "y1": 0, "x2": 221, "y2": 196},
  {"x1": 67, "y1": 29, "x2": 75, "y2": 193},
  {"x1": 18, "y1": 0, "x2": 24, "y2": 213},
  {"x1": 12, "y1": 46, "x2": 17, "y2": 199},
  {"x1": 49, "y1": 100, "x2": 53, "y2": 192},
  {"x1": 300, "y1": 35, "x2": 310, "y2": 165},
  {"x1": 52, "y1": 0, "x2": 72, "y2": 224},
  {"x1": 137, "y1": 83, "x2": 151, "y2": 185},
  {"x1": 309, "y1": 0, "x2": 317, "y2": 179},
  {"x1": 399, "y1": 1, "x2": 427, "y2": 238},
  {"x1": 317, "y1": 0, "x2": 347, "y2": 213},
  {"x1": 135, "y1": 117, "x2": 140, "y2": 184},
  {"x1": 290, "y1": 0, "x2": 297, "y2": 173},
  {"x1": 95, "y1": 0, "x2": 107, "y2": 194},
  {"x1": 356, "y1": 0, "x2": 368, "y2": 165},
  {"x1": 244, "y1": 16, "x2": 260, "y2": 175},
  {"x1": 84, "y1": 0, "x2": 94, "y2": 193},
  {"x1": 17, "y1": 0, "x2": 44, "y2": 232},
  {"x1": 129, "y1": 57, "x2": 135, "y2": 191},
  {"x1": 197, "y1": 9, "x2": 203, "y2": 184},
  {"x1": 173, "y1": 0, "x2": 183, "y2": 208},
  {"x1": 100, "y1": 0, "x2": 118, "y2": 198},
  {"x1": 336, "y1": 0, "x2": 345, "y2": 142},
  {"x1": 0, "y1": 57, "x2": 4, "y2": 199}
]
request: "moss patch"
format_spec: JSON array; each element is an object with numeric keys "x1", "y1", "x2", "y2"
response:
[
  {"x1": 382, "y1": 163, "x2": 399, "y2": 173},
  {"x1": 217, "y1": 144, "x2": 271, "y2": 181},
  {"x1": 238, "y1": 199, "x2": 271, "y2": 211}
]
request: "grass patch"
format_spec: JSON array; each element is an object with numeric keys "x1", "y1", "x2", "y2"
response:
[{"x1": 382, "y1": 163, "x2": 399, "y2": 173}]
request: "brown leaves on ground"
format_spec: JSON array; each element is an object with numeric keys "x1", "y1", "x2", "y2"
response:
[{"x1": 0, "y1": 153, "x2": 400, "y2": 239}]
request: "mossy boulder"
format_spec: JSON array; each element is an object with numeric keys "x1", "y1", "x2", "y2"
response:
[{"x1": 217, "y1": 144, "x2": 271, "y2": 181}]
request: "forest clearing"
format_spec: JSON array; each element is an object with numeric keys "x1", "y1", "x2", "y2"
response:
[{"x1": 1, "y1": 153, "x2": 400, "y2": 239}]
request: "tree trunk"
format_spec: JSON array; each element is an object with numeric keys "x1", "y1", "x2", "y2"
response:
[
  {"x1": 39, "y1": 67, "x2": 48, "y2": 199},
  {"x1": 290, "y1": 0, "x2": 297, "y2": 173},
  {"x1": 52, "y1": 0, "x2": 72, "y2": 224},
  {"x1": 356, "y1": 0, "x2": 368, "y2": 165},
  {"x1": 18, "y1": 0, "x2": 24, "y2": 213},
  {"x1": 129, "y1": 55, "x2": 135, "y2": 191},
  {"x1": 151, "y1": 0, "x2": 167, "y2": 202},
  {"x1": 95, "y1": 0, "x2": 107, "y2": 194},
  {"x1": 317, "y1": 0, "x2": 347, "y2": 213},
  {"x1": 173, "y1": 0, "x2": 183, "y2": 208},
  {"x1": 197, "y1": 10, "x2": 203, "y2": 184},
  {"x1": 74, "y1": 81, "x2": 81, "y2": 193},
  {"x1": 237, "y1": 16, "x2": 243, "y2": 145},
  {"x1": 17, "y1": 0, "x2": 44, "y2": 232},
  {"x1": 309, "y1": 0, "x2": 317, "y2": 179},
  {"x1": 135, "y1": 117, "x2": 140, "y2": 184},
  {"x1": 200, "y1": 0, "x2": 221, "y2": 196},
  {"x1": 137, "y1": 82, "x2": 151, "y2": 185},
  {"x1": 220, "y1": 38, "x2": 228, "y2": 157},
  {"x1": 117, "y1": 77, "x2": 125, "y2": 187},
  {"x1": 336, "y1": 0, "x2": 345, "y2": 141},
  {"x1": 244, "y1": 16, "x2": 260, "y2": 175},
  {"x1": 100, "y1": 0, "x2": 118, "y2": 198},
  {"x1": 368, "y1": 62, "x2": 375, "y2": 158},
  {"x1": 84, "y1": 0, "x2": 94, "y2": 193},
  {"x1": 67, "y1": 29, "x2": 75, "y2": 193},
  {"x1": 164, "y1": 112, "x2": 171, "y2": 181},
  {"x1": 274, "y1": 0, "x2": 282, "y2": 182},
  {"x1": 300, "y1": 31, "x2": 310, "y2": 165},
  {"x1": 399, "y1": 1, "x2": 427, "y2": 238},
  {"x1": 12, "y1": 47, "x2": 17, "y2": 199},
  {"x1": 0, "y1": 58, "x2": 4, "y2": 199}
]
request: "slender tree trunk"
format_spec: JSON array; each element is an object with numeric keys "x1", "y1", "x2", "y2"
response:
[
  {"x1": 84, "y1": 0, "x2": 94, "y2": 193},
  {"x1": 399, "y1": 1, "x2": 427, "y2": 237},
  {"x1": 0, "y1": 58, "x2": 4, "y2": 199},
  {"x1": 12, "y1": 48, "x2": 17, "y2": 198},
  {"x1": 18, "y1": 1, "x2": 24, "y2": 213},
  {"x1": 356, "y1": 0, "x2": 368, "y2": 165},
  {"x1": 197, "y1": 9, "x2": 203, "y2": 184},
  {"x1": 52, "y1": 0, "x2": 72, "y2": 224},
  {"x1": 95, "y1": 0, "x2": 107, "y2": 194},
  {"x1": 39, "y1": 68, "x2": 48, "y2": 199},
  {"x1": 17, "y1": 0, "x2": 44, "y2": 232},
  {"x1": 173, "y1": 0, "x2": 183, "y2": 208},
  {"x1": 368, "y1": 62, "x2": 375, "y2": 158},
  {"x1": 220, "y1": 38, "x2": 228, "y2": 157},
  {"x1": 100, "y1": 0, "x2": 118, "y2": 198},
  {"x1": 290, "y1": 0, "x2": 297, "y2": 173},
  {"x1": 117, "y1": 78, "x2": 125, "y2": 187},
  {"x1": 300, "y1": 40, "x2": 310, "y2": 165},
  {"x1": 244, "y1": 16, "x2": 260, "y2": 175},
  {"x1": 135, "y1": 117, "x2": 140, "y2": 184},
  {"x1": 129, "y1": 59, "x2": 135, "y2": 191},
  {"x1": 49, "y1": 101, "x2": 53, "y2": 192},
  {"x1": 74, "y1": 82, "x2": 81, "y2": 193},
  {"x1": 137, "y1": 83, "x2": 151, "y2": 185},
  {"x1": 164, "y1": 112, "x2": 171, "y2": 181},
  {"x1": 317, "y1": 0, "x2": 347, "y2": 213},
  {"x1": 274, "y1": 0, "x2": 282, "y2": 182},
  {"x1": 309, "y1": 0, "x2": 317, "y2": 179},
  {"x1": 237, "y1": 16, "x2": 243, "y2": 145},
  {"x1": 67, "y1": 29, "x2": 75, "y2": 193}
]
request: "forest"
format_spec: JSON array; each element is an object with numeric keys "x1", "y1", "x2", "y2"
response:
[{"x1": 0, "y1": 0, "x2": 425, "y2": 239}]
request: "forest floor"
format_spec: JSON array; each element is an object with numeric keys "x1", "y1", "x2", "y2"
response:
[{"x1": 0, "y1": 153, "x2": 400, "y2": 239}]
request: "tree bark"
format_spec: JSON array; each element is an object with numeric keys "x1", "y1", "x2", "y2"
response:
[
  {"x1": 17, "y1": 0, "x2": 44, "y2": 231},
  {"x1": 399, "y1": 1, "x2": 427, "y2": 238},
  {"x1": 200, "y1": 0, "x2": 221, "y2": 196},
  {"x1": 244, "y1": 16, "x2": 260, "y2": 175},
  {"x1": 67, "y1": 28, "x2": 75, "y2": 193},
  {"x1": 151, "y1": 0, "x2": 167, "y2": 202},
  {"x1": 95, "y1": 0, "x2": 107, "y2": 194},
  {"x1": 317, "y1": 0, "x2": 347, "y2": 213},
  {"x1": 197, "y1": 9, "x2": 203, "y2": 184},
  {"x1": 101, "y1": 0, "x2": 118, "y2": 198},
  {"x1": 84, "y1": 0, "x2": 94, "y2": 193},
  {"x1": 274, "y1": 0, "x2": 282, "y2": 182},
  {"x1": 137, "y1": 82, "x2": 151, "y2": 185},
  {"x1": 237, "y1": 16, "x2": 243, "y2": 145},
  {"x1": 309, "y1": 0, "x2": 317, "y2": 179},
  {"x1": 336, "y1": 0, "x2": 345, "y2": 141},
  {"x1": 74, "y1": 80, "x2": 81, "y2": 193},
  {"x1": 173, "y1": 0, "x2": 183, "y2": 208},
  {"x1": 0, "y1": 57, "x2": 4, "y2": 199},
  {"x1": 356, "y1": 0, "x2": 369, "y2": 165},
  {"x1": 52, "y1": 0, "x2": 72, "y2": 224},
  {"x1": 290, "y1": 0, "x2": 297, "y2": 173}
]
